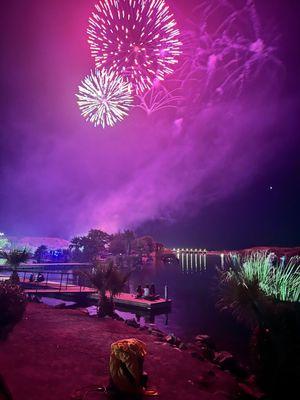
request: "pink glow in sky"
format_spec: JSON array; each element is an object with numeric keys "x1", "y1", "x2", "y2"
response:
[{"x1": 1, "y1": 0, "x2": 299, "y2": 249}]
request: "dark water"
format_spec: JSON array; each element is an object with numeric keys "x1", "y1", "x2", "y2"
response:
[
  {"x1": 119, "y1": 255, "x2": 251, "y2": 363},
  {"x1": 0, "y1": 255, "x2": 251, "y2": 362}
]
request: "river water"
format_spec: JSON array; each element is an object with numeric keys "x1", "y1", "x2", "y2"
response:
[{"x1": 122, "y1": 254, "x2": 251, "y2": 362}]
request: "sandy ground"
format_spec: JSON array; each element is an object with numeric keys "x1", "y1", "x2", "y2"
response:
[{"x1": 0, "y1": 303, "x2": 238, "y2": 400}]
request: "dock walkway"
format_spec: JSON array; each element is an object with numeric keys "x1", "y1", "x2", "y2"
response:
[{"x1": 22, "y1": 278, "x2": 171, "y2": 310}]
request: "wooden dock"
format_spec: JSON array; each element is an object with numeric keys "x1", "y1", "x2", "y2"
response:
[
  {"x1": 22, "y1": 278, "x2": 96, "y2": 294},
  {"x1": 90, "y1": 292, "x2": 171, "y2": 311},
  {"x1": 22, "y1": 280, "x2": 171, "y2": 310}
]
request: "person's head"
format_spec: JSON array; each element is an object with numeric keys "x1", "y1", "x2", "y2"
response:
[{"x1": 0, "y1": 282, "x2": 26, "y2": 342}]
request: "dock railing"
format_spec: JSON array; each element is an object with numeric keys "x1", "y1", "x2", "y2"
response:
[{"x1": 14, "y1": 269, "x2": 93, "y2": 294}]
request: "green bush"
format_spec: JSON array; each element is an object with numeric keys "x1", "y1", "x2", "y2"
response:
[
  {"x1": 217, "y1": 252, "x2": 300, "y2": 398},
  {"x1": 0, "y1": 282, "x2": 26, "y2": 341}
]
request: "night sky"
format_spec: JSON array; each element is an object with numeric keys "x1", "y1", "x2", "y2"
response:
[{"x1": 0, "y1": 0, "x2": 299, "y2": 249}]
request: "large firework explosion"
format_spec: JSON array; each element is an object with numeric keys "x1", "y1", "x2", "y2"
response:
[
  {"x1": 87, "y1": 0, "x2": 182, "y2": 94},
  {"x1": 76, "y1": 69, "x2": 133, "y2": 128}
]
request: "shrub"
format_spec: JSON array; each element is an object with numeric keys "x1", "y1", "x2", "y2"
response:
[
  {"x1": 0, "y1": 282, "x2": 26, "y2": 341},
  {"x1": 216, "y1": 252, "x2": 300, "y2": 398}
]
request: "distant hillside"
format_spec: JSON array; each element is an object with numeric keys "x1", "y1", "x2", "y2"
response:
[{"x1": 9, "y1": 236, "x2": 70, "y2": 251}]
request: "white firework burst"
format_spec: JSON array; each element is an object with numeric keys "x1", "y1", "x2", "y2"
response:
[
  {"x1": 76, "y1": 69, "x2": 133, "y2": 128},
  {"x1": 87, "y1": 0, "x2": 182, "y2": 94}
]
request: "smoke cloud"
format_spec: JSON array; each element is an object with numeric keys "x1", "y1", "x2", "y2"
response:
[{"x1": 0, "y1": 0, "x2": 298, "y2": 244}]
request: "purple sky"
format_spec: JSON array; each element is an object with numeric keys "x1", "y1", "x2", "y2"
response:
[{"x1": 0, "y1": 0, "x2": 299, "y2": 249}]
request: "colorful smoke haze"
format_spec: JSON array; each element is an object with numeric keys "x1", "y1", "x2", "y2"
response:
[{"x1": 0, "y1": 0, "x2": 299, "y2": 248}]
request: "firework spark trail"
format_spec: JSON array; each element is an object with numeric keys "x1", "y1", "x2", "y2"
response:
[
  {"x1": 176, "y1": 0, "x2": 283, "y2": 105},
  {"x1": 133, "y1": 0, "x2": 282, "y2": 116},
  {"x1": 76, "y1": 69, "x2": 133, "y2": 128},
  {"x1": 135, "y1": 80, "x2": 183, "y2": 115},
  {"x1": 88, "y1": 0, "x2": 182, "y2": 94}
]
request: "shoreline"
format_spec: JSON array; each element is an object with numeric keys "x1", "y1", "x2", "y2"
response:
[{"x1": 0, "y1": 302, "x2": 246, "y2": 400}]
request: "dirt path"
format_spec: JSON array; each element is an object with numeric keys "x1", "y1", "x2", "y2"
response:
[{"x1": 0, "y1": 303, "x2": 238, "y2": 400}]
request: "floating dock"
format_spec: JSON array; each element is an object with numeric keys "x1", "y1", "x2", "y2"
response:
[
  {"x1": 22, "y1": 280, "x2": 171, "y2": 310},
  {"x1": 90, "y1": 292, "x2": 171, "y2": 310}
]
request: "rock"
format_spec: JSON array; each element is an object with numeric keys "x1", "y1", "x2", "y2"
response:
[
  {"x1": 214, "y1": 351, "x2": 248, "y2": 377},
  {"x1": 195, "y1": 334, "x2": 215, "y2": 349},
  {"x1": 151, "y1": 327, "x2": 164, "y2": 334},
  {"x1": 164, "y1": 334, "x2": 182, "y2": 346},
  {"x1": 178, "y1": 342, "x2": 187, "y2": 350},
  {"x1": 151, "y1": 328, "x2": 165, "y2": 338},
  {"x1": 125, "y1": 319, "x2": 140, "y2": 328},
  {"x1": 238, "y1": 383, "x2": 265, "y2": 399},
  {"x1": 112, "y1": 314, "x2": 124, "y2": 321},
  {"x1": 86, "y1": 306, "x2": 98, "y2": 316},
  {"x1": 214, "y1": 351, "x2": 234, "y2": 365},
  {"x1": 138, "y1": 326, "x2": 147, "y2": 331},
  {"x1": 197, "y1": 345, "x2": 215, "y2": 361},
  {"x1": 165, "y1": 334, "x2": 177, "y2": 345},
  {"x1": 214, "y1": 351, "x2": 238, "y2": 372},
  {"x1": 32, "y1": 295, "x2": 42, "y2": 303},
  {"x1": 186, "y1": 342, "x2": 200, "y2": 351}
]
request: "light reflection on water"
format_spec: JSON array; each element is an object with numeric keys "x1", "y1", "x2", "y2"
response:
[{"x1": 178, "y1": 251, "x2": 207, "y2": 273}]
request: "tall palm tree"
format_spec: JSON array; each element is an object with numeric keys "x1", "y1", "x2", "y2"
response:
[
  {"x1": 81, "y1": 261, "x2": 131, "y2": 317},
  {"x1": 69, "y1": 236, "x2": 83, "y2": 261},
  {"x1": 123, "y1": 230, "x2": 135, "y2": 256},
  {"x1": 0, "y1": 248, "x2": 30, "y2": 283}
]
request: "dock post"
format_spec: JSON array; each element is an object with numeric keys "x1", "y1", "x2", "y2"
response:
[{"x1": 164, "y1": 285, "x2": 168, "y2": 300}]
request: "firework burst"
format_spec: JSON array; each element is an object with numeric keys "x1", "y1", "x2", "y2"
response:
[
  {"x1": 76, "y1": 69, "x2": 133, "y2": 128},
  {"x1": 178, "y1": 0, "x2": 283, "y2": 106},
  {"x1": 88, "y1": 0, "x2": 182, "y2": 94}
]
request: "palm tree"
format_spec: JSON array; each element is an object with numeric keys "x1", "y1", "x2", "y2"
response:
[
  {"x1": 80, "y1": 261, "x2": 131, "y2": 317},
  {"x1": 69, "y1": 236, "x2": 83, "y2": 261},
  {"x1": 0, "y1": 248, "x2": 30, "y2": 283},
  {"x1": 216, "y1": 252, "x2": 300, "y2": 397},
  {"x1": 34, "y1": 245, "x2": 47, "y2": 263},
  {"x1": 123, "y1": 230, "x2": 136, "y2": 256}
]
